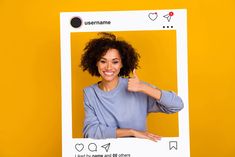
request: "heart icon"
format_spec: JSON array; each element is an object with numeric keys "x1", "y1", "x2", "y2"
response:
[
  {"x1": 148, "y1": 12, "x2": 158, "y2": 21},
  {"x1": 75, "y1": 143, "x2": 84, "y2": 152}
]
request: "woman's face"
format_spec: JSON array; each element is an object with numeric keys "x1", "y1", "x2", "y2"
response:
[{"x1": 96, "y1": 48, "x2": 123, "y2": 82}]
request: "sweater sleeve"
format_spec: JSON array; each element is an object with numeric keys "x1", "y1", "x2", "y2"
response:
[
  {"x1": 147, "y1": 90, "x2": 184, "y2": 114},
  {"x1": 83, "y1": 89, "x2": 117, "y2": 139}
]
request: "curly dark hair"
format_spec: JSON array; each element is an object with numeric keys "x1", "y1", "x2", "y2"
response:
[{"x1": 80, "y1": 32, "x2": 140, "y2": 77}]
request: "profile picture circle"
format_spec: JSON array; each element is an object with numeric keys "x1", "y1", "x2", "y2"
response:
[{"x1": 71, "y1": 17, "x2": 82, "y2": 28}]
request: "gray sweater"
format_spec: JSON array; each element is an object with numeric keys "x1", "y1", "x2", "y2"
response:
[{"x1": 83, "y1": 77, "x2": 184, "y2": 139}]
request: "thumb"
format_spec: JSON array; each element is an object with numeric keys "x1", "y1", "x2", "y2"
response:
[{"x1": 133, "y1": 69, "x2": 138, "y2": 78}]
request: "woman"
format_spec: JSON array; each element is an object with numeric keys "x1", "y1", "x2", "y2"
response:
[{"x1": 80, "y1": 32, "x2": 184, "y2": 142}]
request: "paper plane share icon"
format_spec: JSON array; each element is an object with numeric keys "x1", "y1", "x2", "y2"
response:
[
  {"x1": 163, "y1": 12, "x2": 174, "y2": 22},
  {"x1": 101, "y1": 143, "x2": 111, "y2": 152}
]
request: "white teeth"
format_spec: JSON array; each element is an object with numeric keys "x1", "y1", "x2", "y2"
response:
[{"x1": 104, "y1": 72, "x2": 114, "y2": 76}]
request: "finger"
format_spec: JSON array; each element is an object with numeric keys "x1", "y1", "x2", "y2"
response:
[
  {"x1": 148, "y1": 132, "x2": 161, "y2": 139},
  {"x1": 146, "y1": 135, "x2": 158, "y2": 142},
  {"x1": 150, "y1": 134, "x2": 161, "y2": 141},
  {"x1": 138, "y1": 133, "x2": 155, "y2": 141},
  {"x1": 134, "y1": 131, "x2": 158, "y2": 142},
  {"x1": 133, "y1": 69, "x2": 138, "y2": 78},
  {"x1": 147, "y1": 132, "x2": 161, "y2": 141},
  {"x1": 137, "y1": 132, "x2": 157, "y2": 142}
]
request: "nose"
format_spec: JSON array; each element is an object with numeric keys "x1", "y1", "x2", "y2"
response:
[{"x1": 106, "y1": 62, "x2": 112, "y2": 70}]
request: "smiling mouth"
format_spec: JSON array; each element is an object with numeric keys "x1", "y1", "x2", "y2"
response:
[{"x1": 103, "y1": 71, "x2": 114, "y2": 76}]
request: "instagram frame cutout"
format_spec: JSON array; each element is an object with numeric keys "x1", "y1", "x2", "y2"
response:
[{"x1": 60, "y1": 10, "x2": 190, "y2": 157}]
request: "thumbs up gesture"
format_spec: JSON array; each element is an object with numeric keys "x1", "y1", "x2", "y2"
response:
[{"x1": 128, "y1": 69, "x2": 143, "y2": 92}]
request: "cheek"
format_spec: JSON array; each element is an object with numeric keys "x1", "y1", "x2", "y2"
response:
[
  {"x1": 96, "y1": 66, "x2": 103, "y2": 74},
  {"x1": 97, "y1": 63, "x2": 104, "y2": 70}
]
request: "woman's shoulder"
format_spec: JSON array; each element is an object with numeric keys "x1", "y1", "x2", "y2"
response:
[{"x1": 83, "y1": 83, "x2": 98, "y2": 94}]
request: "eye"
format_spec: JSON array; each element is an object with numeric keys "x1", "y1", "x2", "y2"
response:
[
  {"x1": 112, "y1": 60, "x2": 120, "y2": 64},
  {"x1": 99, "y1": 60, "x2": 106, "y2": 63}
]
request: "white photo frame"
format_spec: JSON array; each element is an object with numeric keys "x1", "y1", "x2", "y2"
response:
[{"x1": 60, "y1": 9, "x2": 190, "y2": 157}]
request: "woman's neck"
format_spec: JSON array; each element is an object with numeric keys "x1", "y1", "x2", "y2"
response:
[{"x1": 99, "y1": 77, "x2": 119, "y2": 92}]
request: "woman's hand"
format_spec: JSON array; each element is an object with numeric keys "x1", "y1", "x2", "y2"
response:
[
  {"x1": 131, "y1": 129, "x2": 161, "y2": 142},
  {"x1": 116, "y1": 128, "x2": 161, "y2": 142},
  {"x1": 128, "y1": 69, "x2": 143, "y2": 92},
  {"x1": 128, "y1": 69, "x2": 162, "y2": 100}
]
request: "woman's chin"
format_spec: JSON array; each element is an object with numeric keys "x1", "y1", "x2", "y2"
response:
[{"x1": 101, "y1": 75, "x2": 118, "y2": 82}]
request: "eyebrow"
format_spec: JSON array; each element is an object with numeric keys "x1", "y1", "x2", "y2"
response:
[{"x1": 100, "y1": 57, "x2": 120, "y2": 60}]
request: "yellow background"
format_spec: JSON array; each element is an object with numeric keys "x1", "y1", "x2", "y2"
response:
[
  {"x1": 0, "y1": 0, "x2": 235, "y2": 157},
  {"x1": 71, "y1": 31, "x2": 178, "y2": 138}
]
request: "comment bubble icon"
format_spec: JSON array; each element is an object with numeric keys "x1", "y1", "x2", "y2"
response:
[{"x1": 88, "y1": 143, "x2": 97, "y2": 152}]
